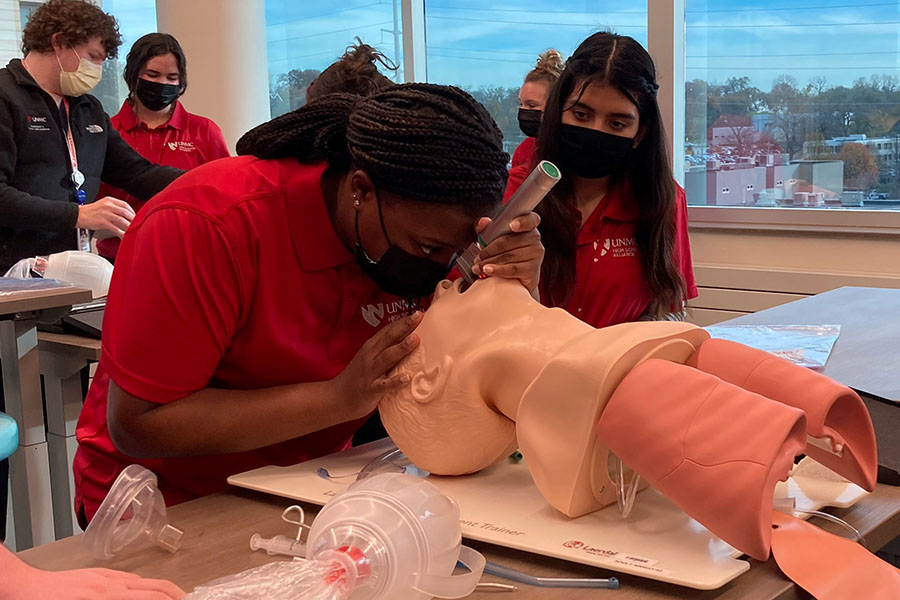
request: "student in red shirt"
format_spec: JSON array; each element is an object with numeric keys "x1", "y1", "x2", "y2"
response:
[
  {"x1": 73, "y1": 84, "x2": 544, "y2": 525},
  {"x1": 511, "y1": 49, "x2": 564, "y2": 169},
  {"x1": 97, "y1": 33, "x2": 229, "y2": 261},
  {"x1": 506, "y1": 32, "x2": 697, "y2": 328}
]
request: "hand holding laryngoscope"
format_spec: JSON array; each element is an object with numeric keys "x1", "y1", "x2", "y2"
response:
[{"x1": 455, "y1": 161, "x2": 560, "y2": 288}]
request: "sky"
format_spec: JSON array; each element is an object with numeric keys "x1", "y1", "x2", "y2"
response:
[
  {"x1": 264, "y1": 0, "x2": 900, "y2": 92},
  {"x1": 95, "y1": 1, "x2": 900, "y2": 94}
]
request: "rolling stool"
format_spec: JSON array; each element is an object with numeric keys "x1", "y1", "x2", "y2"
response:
[{"x1": 0, "y1": 413, "x2": 17, "y2": 542}]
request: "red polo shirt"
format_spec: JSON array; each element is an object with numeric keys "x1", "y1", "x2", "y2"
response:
[
  {"x1": 506, "y1": 165, "x2": 697, "y2": 328},
  {"x1": 96, "y1": 100, "x2": 230, "y2": 260},
  {"x1": 511, "y1": 137, "x2": 537, "y2": 169},
  {"x1": 74, "y1": 158, "x2": 410, "y2": 521}
]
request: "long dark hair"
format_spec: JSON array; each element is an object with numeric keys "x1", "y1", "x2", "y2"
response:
[
  {"x1": 236, "y1": 84, "x2": 508, "y2": 217},
  {"x1": 124, "y1": 33, "x2": 187, "y2": 96},
  {"x1": 537, "y1": 32, "x2": 685, "y2": 314}
]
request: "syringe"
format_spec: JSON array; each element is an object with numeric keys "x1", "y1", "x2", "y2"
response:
[{"x1": 250, "y1": 533, "x2": 306, "y2": 558}]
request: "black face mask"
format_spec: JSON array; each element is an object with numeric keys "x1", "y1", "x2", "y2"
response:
[
  {"x1": 354, "y1": 198, "x2": 452, "y2": 299},
  {"x1": 518, "y1": 108, "x2": 542, "y2": 138},
  {"x1": 558, "y1": 123, "x2": 634, "y2": 179},
  {"x1": 134, "y1": 78, "x2": 181, "y2": 111}
]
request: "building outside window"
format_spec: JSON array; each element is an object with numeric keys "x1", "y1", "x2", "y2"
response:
[{"x1": 685, "y1": 0, "x2": 900, "y2": 211}]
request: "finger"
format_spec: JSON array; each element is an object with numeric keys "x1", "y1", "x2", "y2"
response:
[
  {"x1": 124, "y1": 577, "x2": 186, "y2": 599},
  {"x1": 474, "y1": 217, "x2": 491, "y2": 234},
  {"x1": 367, "y1": 311, "x2": 423, "y2": 352},
  {"x1": 372, "y1": 333, "x2": 420, "y2": 375},
  {"x1": 480, "y1": 249, "x2": 541, "y2": 269},
  {"x1": 105, "y1": 216, "x2": 131, "y2": 236},
  {"x1": 479, "y1": 262, "x2": 537, "y2": 288},
  {"x1": 91, "y1": 568, "x2": 142, "y2": 579},
  {"x1": 477, "y1": 231, "x2": 541, "y2": 264},
  {"x1": 372, "y1": 371, "x2": 414, "y2": 392},
  {"x1": 508, "y1": 212, "x2": 541, "y2": 233},
  {"x1": 111, "y1": 206, "x2": 136, "y2": 223},
  {"x1": 113, "y1": 591, "x2": 185, "y2": 600}
]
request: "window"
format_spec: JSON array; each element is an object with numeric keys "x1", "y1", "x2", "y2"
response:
[
  {"x1": 92, "y1": 0, "x2": 158, "y2": 115},
  {"x1": 19, "y1": 2, "x2": 41, "y2": 31},
  {"x1": 266, "y1": 0, "x2": 404, "y2": 118},
  {"x1": 685, "y1": 1, "x2": 900, "y2": 212},
  {"x1": 424, "y1": 1, "x2": 647, "y2": 156}
]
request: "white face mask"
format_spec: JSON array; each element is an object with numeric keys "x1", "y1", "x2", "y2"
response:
[{"x1": 57, "y1": 47, "x2": 102, "y2": 96}]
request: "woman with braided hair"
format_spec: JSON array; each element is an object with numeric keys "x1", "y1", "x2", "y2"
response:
[
  {"x1": 72, "y1": 83, "x2": 544, "y2": 524},
  {"x1": 507, "y1": 31, "x2": 697, "y2": 327}
]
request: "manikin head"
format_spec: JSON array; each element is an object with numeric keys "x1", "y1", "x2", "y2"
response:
[{"x1": 379, "y1": 277, "x2": 592, "y2": 475}]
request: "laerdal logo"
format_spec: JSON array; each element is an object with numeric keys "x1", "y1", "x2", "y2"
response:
[
  {"x1": 562, "y1": 540, "x2": 584, "y2": 549},
  {"x1": 361, "y1": 300, "x2": 412, "y2": 327}
]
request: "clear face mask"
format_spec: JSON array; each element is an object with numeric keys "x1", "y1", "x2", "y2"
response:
[{"x1": 57, "y1": 46, "x2": 102, "y2": 96}]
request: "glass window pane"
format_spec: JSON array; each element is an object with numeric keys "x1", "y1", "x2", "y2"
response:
[
  {"x1": 1, "y1": 0, "x2": 154, "y2": 116},
  {"x1": 685, "y1": 1, "x2": 900, "y2": 211},
  {"x1": 266, "y1": 1, "x2": 404, "y2": 118},
  {"x1": 425, "y1": 1, "x2": 647, "y2": 156},
  {"x1": 94, "y1": 0, "x2": 158, "y2": 115}
]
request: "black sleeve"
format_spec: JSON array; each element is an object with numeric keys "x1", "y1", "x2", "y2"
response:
[
  {"x1": 100, "y1": 112, "x2": 183, "y2": 202},
  {"x1": 0, "y1": 98, "x2": 78, "y2": 232}
]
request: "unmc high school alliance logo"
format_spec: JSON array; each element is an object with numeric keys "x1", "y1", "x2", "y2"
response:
[{"x1": 360, "y1": 299, "x2": 412, "y2": 327}]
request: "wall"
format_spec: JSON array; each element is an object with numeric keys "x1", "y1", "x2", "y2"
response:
[
  {"x1": 687, "y1": 226, "x2": 900, "y2": 325},
  {"x1": 156, "y1": 0, "x2": 270, "y2": 152}
]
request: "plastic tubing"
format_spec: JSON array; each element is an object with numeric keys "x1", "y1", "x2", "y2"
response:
[{"x1": 483, "y1": 561, "x2": 619, "y2": 589}]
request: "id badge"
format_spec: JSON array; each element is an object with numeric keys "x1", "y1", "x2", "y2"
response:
[{"x1": 77, "y1": 227, "x2": 91, "y2": 252}]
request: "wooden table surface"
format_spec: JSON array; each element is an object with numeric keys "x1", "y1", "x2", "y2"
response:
[
  {"x1": 19, "y1": 483, "x2": 900, "y2": 599},
  {"x1": 0, "y1": 284, "x2": 91, "y2": 316},
  {"x1": 723, "y1": 286, "x2": 900, "y2": 403},
  {"x1": 37, "y1": 331, "x2": 102, "y2": 361}
]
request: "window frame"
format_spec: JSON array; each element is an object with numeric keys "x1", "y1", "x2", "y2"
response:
[{"x1": 402, "y1": 0, "x2": 900, "y2": 233}]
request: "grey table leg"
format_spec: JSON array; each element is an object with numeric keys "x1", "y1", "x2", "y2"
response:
[
  {"x1": 1, "y1": 318, "x2": 54, "y2": 549},
  {"x1": 43, "y1": 353, "x2": 89, "y2": 539}
]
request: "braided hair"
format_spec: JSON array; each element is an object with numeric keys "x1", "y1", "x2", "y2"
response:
[{"x1": 237, "y1": 83, "x2": 509, "y2": 215}]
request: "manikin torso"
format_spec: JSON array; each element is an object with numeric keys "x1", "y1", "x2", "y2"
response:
[{"x1": 379, "y1": 277, "x2": 709, "y2": 515}]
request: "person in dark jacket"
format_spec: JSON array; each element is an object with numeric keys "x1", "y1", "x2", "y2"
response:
[
  {"x1": 0, "y1": 0, "x2": 182, "y2": 274},
  {"x1": 0, "y1": 0, "x2": 181, "y2": 543}
]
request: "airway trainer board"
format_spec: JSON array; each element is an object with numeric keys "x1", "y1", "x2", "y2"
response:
[{"x1": 228, "y1": 439, "x2": 868, "y2": 590}]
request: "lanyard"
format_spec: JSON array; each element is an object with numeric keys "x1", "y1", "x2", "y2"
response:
[
  {"x1": 60, "y1": 99, "x2": 85, "y2": 193},
  {"x1": 62, "y1": 99, "x2": 90, "y2": 252}
]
